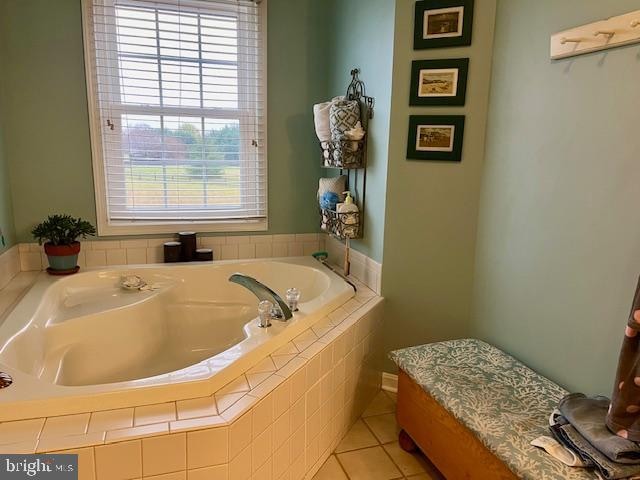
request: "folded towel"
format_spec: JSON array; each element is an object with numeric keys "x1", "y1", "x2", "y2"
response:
[
  {"x1": 550, "y1": 414, "x2": 640, "y2": 479},
  {"x1": 560, "y1": 394, "x2": 640, "y2": 464},
  {"x1": 313, "y1": 96, "x2": 345, "y2": 143},
  {"x1": 330, "y1": 100, "x2": 361, "y2": 141}
]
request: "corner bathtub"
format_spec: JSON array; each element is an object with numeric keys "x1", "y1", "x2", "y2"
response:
[{"x1": 0, "y1": 257, "x2": 354, "y2": 421}]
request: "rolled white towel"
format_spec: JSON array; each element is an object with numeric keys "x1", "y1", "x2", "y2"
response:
[
  {"x1": 313, "y1": 102, "x2": 331, "y2": 142},
  {"x1": 313, "y1": 96, "x2": 345, "y2": 143}
]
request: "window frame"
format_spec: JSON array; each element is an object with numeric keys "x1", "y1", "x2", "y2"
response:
[{"x1": 81, "y1": 0, "x2": 268, "y2": 236}]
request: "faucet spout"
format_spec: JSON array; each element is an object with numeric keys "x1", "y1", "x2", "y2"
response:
[{"x1": 229, "y1": 274, "x2": 293, "y2": 320}]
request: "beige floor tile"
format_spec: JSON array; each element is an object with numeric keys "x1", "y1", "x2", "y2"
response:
[
  {"x1": 383, "y1": 441, "x2": 429, "y2": 476},
  {"x1": 407, "y1": 473, "x2": 444, "y2": 480},
  {"x1": 312, "y1": 455, "x2": 348, "y2": 480},
  {"x1": 416, "y1": 461, "x2": 446, "y2": 480},
  {"x1": 335, "y1": 420, "x2": 378, "y2": 453},
  {"x1": 363, "y1": 414, "x2": 398, "y2": 444},
  {"x1": 362, "y1": 391, "x2": 397, "y2": 417},
  {"x1": 383, "y1": 391, "x2": 397, "y2": 403},
  {"x1": 337, "y1": 446, "x2": 402, "y2": 480}
]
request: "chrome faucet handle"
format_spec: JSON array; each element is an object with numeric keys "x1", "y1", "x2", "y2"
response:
[
  {"x1": 286, "y1": 287, "x2": 301, "y2": 312},
  {"x1": 258, "y1": 300, "x2": 273, "y2": 328}
]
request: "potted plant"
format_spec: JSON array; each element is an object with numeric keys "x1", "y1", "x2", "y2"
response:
[{"x1": 31, "y1": 214, "x2": 96, "y2": 275}]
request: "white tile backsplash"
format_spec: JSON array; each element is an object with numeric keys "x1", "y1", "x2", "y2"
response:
[
  {"x1": 106, "y1": 249, "x2": 126, "y2": 266},
  {"x1": 9, "y1": 234, "x2": 382, "y2": 296},
  {"x1": 0, "y1": 246, "x2": 21, "y2": 288},
  {"x1": 126, "y1": 247, "x2": 147, "y2": 264},
  {"x1": 325, "y1": 235, "x2": 382, "y2": 294},
  {"x1": 20, "y1": 251, "x2": 42, "y2": 272}
]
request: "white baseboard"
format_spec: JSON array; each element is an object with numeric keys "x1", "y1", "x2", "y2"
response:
[{"x1": 381, "y1": 372, "x2": 398, "y2": 393}]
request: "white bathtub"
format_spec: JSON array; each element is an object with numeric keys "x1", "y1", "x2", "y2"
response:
[{"x1": 0, "y1": 257, "x2": 354, "y2": 421}]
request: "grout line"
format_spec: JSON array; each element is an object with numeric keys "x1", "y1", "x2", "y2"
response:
[
  {"x1": 92, "y1": 446, "x2": 98, "y2": 480},
  {"x1": 379, "y1": 441, "x2": 407, "y2": 480},
  {"x1": 359, "y1": 415, "x2": 381, "y2": 446},
  {"x1": 327, "y1": 389, "x2": 432, "y2": 480},
  {"x1": 139, "y1": 438, "x2": 144, "y2": 478},
  {"x1": 331, "y1": 453, "x2": 351, "y2": 480}
]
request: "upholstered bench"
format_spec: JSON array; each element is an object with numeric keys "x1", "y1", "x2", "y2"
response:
[{"x1": 390, "y1": 339, "x2": 595, "y2": 480}]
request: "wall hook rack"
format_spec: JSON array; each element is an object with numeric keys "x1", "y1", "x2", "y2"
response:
[
  {"x1": 593, "y1": 30, "x2": 616, "y2": 38},
  {"x1": 551, "y1": 8, "x2": 640, "y2": 59},
  {"x1": 560, "y1": 37, "x2": 582, "y2": 45}
]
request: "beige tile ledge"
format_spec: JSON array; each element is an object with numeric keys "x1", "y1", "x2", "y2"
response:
[
  {"x1": 0, "y1": 292, "x2": 383, "y2": 455},
  {"x1": 18, "y1": 232, "x2": 327, "y2": 271},
  {"x1": 14, "y1": 233, "x2": 383, "y2": 294},
  {"x1": 0, "y1": 271, "x2": 40, "y2": 327}
]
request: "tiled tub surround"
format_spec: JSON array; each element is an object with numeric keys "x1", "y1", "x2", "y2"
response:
[
  {"x1": 0, "y1": 257, "x2": 354, "y2": 419},
  {"x1": 19, "y1": 234, "x2": 326, "y2": 272},
  {"x1": 0, "y1": 290, "x2": 383, "y2": 480},
  {"x1": 14, "y1": 233, "x2": 381, "y2": 295},
  {"x1": 0, "y1": 245, "x2": 21, "y2": 291},
  {"x1": 324, "y1": 236, "x2": 382, "y2": 295}
]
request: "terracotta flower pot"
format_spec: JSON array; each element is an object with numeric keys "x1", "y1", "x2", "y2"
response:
[{"x1": 44, "y1": 242, "x2": 81, "y2": 275}]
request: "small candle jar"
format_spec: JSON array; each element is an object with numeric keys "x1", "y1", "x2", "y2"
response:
[
  {"x1": 164, "y1": 241, "x2": 182, "y2": 263},
  {"x1": 195, "y1": 248, "x2": 213, "y2": 261},
  {"x1": 178, "y1": 231, "x2": 197, "y2": 261}
]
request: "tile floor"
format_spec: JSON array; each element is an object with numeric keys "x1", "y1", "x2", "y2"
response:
[{"x1": 312, "y1": 390, "x2": 445, "y2": 480}]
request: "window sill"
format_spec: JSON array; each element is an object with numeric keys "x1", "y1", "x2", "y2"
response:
[{"x1": 96, "y1": 218, "x2": 268, "y2": 237}]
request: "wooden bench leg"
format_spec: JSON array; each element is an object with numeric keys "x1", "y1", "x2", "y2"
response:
[{"x1": 399, "y1": 429, "x2": 418, "y2": 453}]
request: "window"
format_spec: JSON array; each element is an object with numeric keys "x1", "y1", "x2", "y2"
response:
[{"x1": 82, "y1": 0, "x2": 266, "y2": 235}]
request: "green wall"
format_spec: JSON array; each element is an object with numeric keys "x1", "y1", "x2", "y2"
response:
[
  {"x1": 472, "y1": 0, "x2": 640, "y2": 394},
  {"x1": 0, "y1": 33, "x2": 16, "y2": 250},
  {"x1": 0, "y1": 0, "x2": 94, "y2": 244},
  {"x1": 0, "y1": 0, "x2": 326, "y2": 241},
  {"x1": 324, "y1": 0, "x2": 395, "y2": 263},
  {"x1": 380, "y1": 0, "x2": 497, "y2": 370}
]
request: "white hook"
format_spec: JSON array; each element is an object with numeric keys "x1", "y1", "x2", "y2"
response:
[
  {"x1": 593, "y1": 30, "x2": 616, "y2": 38},
  {"x1": 631, "y1": 20, "x2": 640, "y2": 28},
  {"x1": 560, "y1": 37, "x2": 582, "y2": 45}
]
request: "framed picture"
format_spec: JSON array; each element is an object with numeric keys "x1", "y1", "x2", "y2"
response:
[
  {"x1": 414, "y1": 0, "x2": 474, "y2": 49},
  {"x1": 410, "y1": 58, "x2": 469, "y2": 106},
  {"x1": 407, "y1": 115, "x2": 465, "y2": 162}
]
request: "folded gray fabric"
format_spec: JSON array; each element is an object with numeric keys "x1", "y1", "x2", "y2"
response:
[
  {"x1": 550, "y1": 417, "x2": 640, "y2": 479},
  {"x1": 559, "y1": 393, "x2": 640, "y2": 464}
]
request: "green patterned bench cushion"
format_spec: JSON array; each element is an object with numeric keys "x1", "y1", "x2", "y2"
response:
[{"x1": 389, "y1": 339, "x2": 596, "y2": 480}]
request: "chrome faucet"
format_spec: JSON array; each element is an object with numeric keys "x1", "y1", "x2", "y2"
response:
[{"x1": 228, "y1": 274, "x2": 293, "y2": 321}]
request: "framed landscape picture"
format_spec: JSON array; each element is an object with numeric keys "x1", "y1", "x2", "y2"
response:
[
  {"x1": 414, "y1": 0, "x2": 474, "y2": 49},
  {"x1": 407, "y1": 115, "x2": 465, "y2": 162},
  {"x1": 410, "y1": 58, "x2": 469, "y2": 106}
]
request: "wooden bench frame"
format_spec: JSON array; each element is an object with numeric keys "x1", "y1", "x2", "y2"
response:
[{"x1": 396, "y1": 369, "x2": 518, "y2": 480}]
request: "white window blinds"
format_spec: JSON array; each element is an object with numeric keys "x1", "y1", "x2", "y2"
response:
[{"x1": 82, "y1": 0, "x2": 266, "y2": 234}]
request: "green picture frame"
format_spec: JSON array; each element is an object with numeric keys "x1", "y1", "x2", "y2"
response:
[
  {"x1": 414, "y1": 0, "x2": 474, "y2": 50},
  {"x1": 410, "y1": 58, "x2": 469, "y2": 106},
  {"x1": 407, "y1": 115, "x2": 465, "y2": 162}
]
